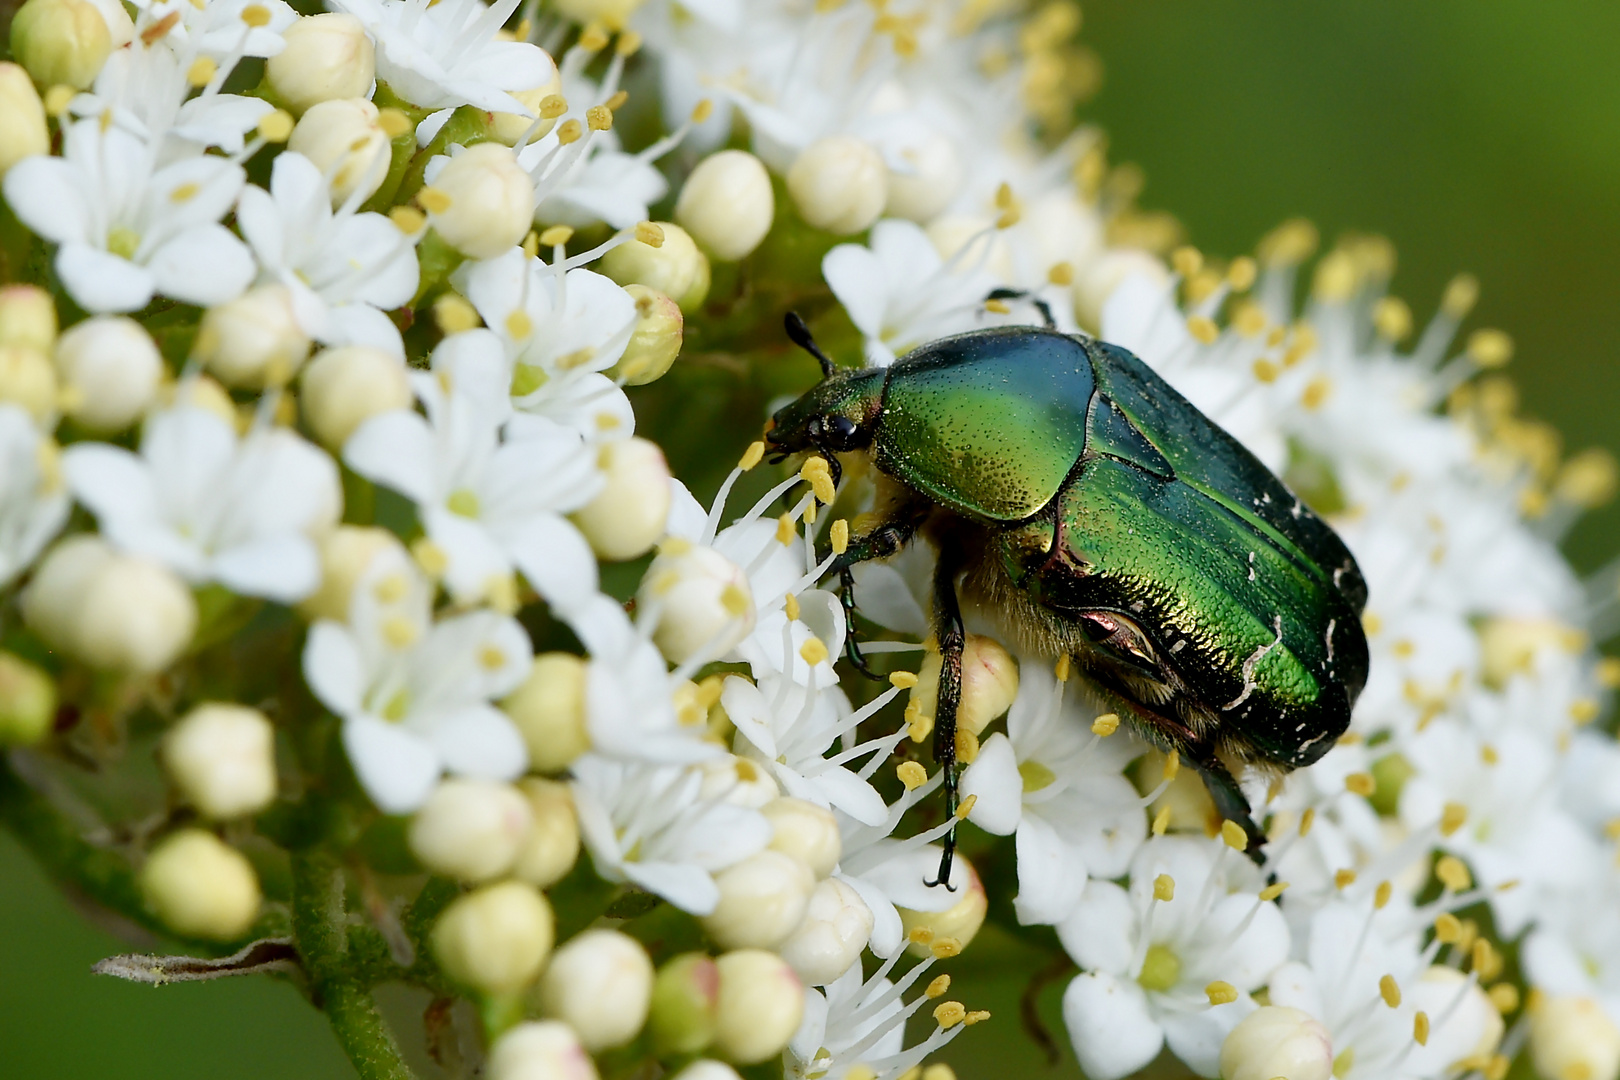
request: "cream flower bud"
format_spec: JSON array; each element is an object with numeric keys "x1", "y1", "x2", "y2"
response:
[
  {"x1": 570, "y1": 437, "x2": 671, "y2": 561},
  {"x1": 713, "y1": 950, "x2": 805, "y2": 1066},
  {"x1": 54, "y1": 315, "x2": 161, "y2": 433},
  {"x1": 76, "y1": 554, "x2": 198, "y2": 674},
  {"x1": 899, "y1": 857, "x2": 986, "y2": 954},
  {"x1": 297, "y1": 526, "x2": 406, "y2": 623},
  {"x1": 9, "y1": 0, "x2": 111, "y2": 89},
  {"x1": 885, "y1": 132, "x2": 962, "y2": 223},
  {"x1": 639, "y1": 543, "x2": 756, "y2": 665},
  {"x1": 161, "y1": 374, "x2": 236, "y2": 426},
  {"x1": 550, "y1": 0, "x2": 643, "y2": 29},
  {"x1": 699, "y1": 755, "x2": 779, "y2": 809},
  {"x1": 700, "y1": 851, "x2": 816, "y2": 950},
  {"x1": 607, "y1": 285, "x2": 682, "y2": 386},
  {"x1": 266, "y1": 14, "x2": 376, "y2": 115},
  {"x1": 488, "y1": 1021, "x2": 600, "y2": 1080},
  {"x1": 776, "y1": 877, "x2": 873, "y2": 986},
  {"x1": 1074, "y1": 247, "x2": 1170, "y2": 330},
  {"x1": 194, "y1": 285, "x2": 311, "y2": 389},
  {"x1": 1530, "y1": 996, "x2": 1620, "y2": 1080},
  {"x1": 0, "y1": 64, "x2": 49, "y2": 177},
  {"x1": 513, "y1": 777, "x2": 580, "y2": 888},
  {"x1": 534, "y1": 929, "x2": 655, "y2": 1051},
  {"x1": 650, "y1": 953, "x2": 721, "y2": 1055},
  {"x1": 288, "y1": 99, "x2": 391, "y2": 208},
  {"x1": 598, "y1": 223, "x2": 711, "y2": 313},
  {"x1": 427, "y1": 143, "x2": 535, "y2": 260},
  {"x1": 668, "y1": 1062, "x2": 742, "y2": 1080},
  {"x1": 489, "y1": 70, "x2": 563, "y2": 146},
  {"x1": 787, "y1": 136, "x2": 887, "y2": 236},
  {"x1": 299, "y1": 345, "x2": 411, "y2": 451},
  {"x1": 761, "y1": 798, "x2": 841, "y2": 878},
  {"x1": 409, "y1": 778, "x2": 534, "y2": 883},
  {"x1": 140, "y1": 829, "x2": 261, "y2": 940},
  {"x1": 0, "y1": 345, "x2": 57, "y2": 422},
  {"x1": 162, "y1": 704, "x2": 277, "y2": 820},
  {"x1": 502, "y1": 653, "x2": 589, "y2": 773},
  {"x1": 0, "y1": 651, "x2": 56, "y2": 746},
  {"x1": 432, "y1": 881, "x2": 555, "y2": 996},
  {"x1": 910, "y1": 634, "x2": 1018, "y2": 741},
  {"x1": 21, "y1": 534, "x2": 112, "y2": 649},
  {"x1": 1219, "y1": 1005, "x2": 1333, "y2": 1080},
  {"x1": 0, "y1": 284, "x2": 57, "y2": 352},
  {"x1": 675, "y1": 150, "x2": 774, "y2": 261}
]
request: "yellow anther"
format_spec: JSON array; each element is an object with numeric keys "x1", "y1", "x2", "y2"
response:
[
  {"x1": 1374, "y1": 880, "x2": 1392, "y2": 909},
  {"x1": 984, "y1": 298, "x2": 1011, "y2": 315},
  {"x1": 1252, "y1": 358, "x2": 1280, "y2": 384},
  {"x1": 776, "y1": 513, "x2": 796, "y2": 546},
  {"x1": 522, "y1": 231, "x2": 540, "y2": 259},
  {"x1": 1285, "y1": 323, "x2": 1318, "y2": 366},
  {"x1": 1220, "y1": 819, "x2": 1248, "y2": 852},
  {"x1": 803, "y1": 500, "x2": 817, "y2": 525},
  {"x1": 1153, "y1": 874, "x2": 1175, "y2": 902},
  {"x1": 1170, "y1": 246, "x2": 1203, "y2": 277},
  {"x1": 690, "y1": 99, "x2": 714, "y2": 124},
  {"x1": 1480, "y1": 742, "x2": 1500, "y2": 766},
  {"x1": 504, "y1": 308, "x2": 533, "y2": 340},
  {"x1": 782, "y1": 593, "x2": 801, "y2": 622},
  {"x1": 963, "y1": 1011, "x2": 991, "y2": 1026},
  {"x1": 1299, "y1": 807, "x2": 1316, "y2": 838},
  {"x1": 257, "y1": 109, "x2": 294, "y2": 142},
  {"x1": 615, "y1": 30, "x2": 642, "y2": 56},
  {"x1": 955, "y1": 730, "x2": 980, "y2": 765},
  {"x1": 830, "y1": 518, "x2": 850, "y2": 555},
  {"x1": 1162, "y1": 749, "x2": 1180, "y2": 782},
  {"x1": 240, "y1": 3, "x2": 271, "y2": 25},
  {"x1": 556, "y1": 119, "x2": 583, "y2": 145},
  {"x1": 586, "y1": 104, "x2": 613, "y2": 131},
  {"x1": 1435, "y1": 912, "x2": 1462, "y2": 943},
  {"x1": 933, "y1": 1001, "x2": 967, "y2": 1029},
  {"x1": 720, "y1": 584, "x2": 750, "y2": 617},
  {"x1": 1436, "y1": 855, "x2": 1471, "y2": 892},
  {"x1": 956, "y1": 793, "x2": 978, "y2": 817},
  {"x1": 994, "y1": 181, "x2": 1015, "y2": 209},
  {"x1": 1334, "y1": 868, "x2": 1357, "y2": 890},
  {"x1": 1467, "y1": 328, "x2": 1513, "y2": 368},
  {"x1": 888, "y1": 670, "x2": 918, "y2": 690},
  {"x1": 738, "y1": 441, "x2": 765, "y2": 471},
  {"x1": 930, "y1": 936, "x2": 962, "y2": 959},
  {"x1": 897, "y1": 761, "x2": 927, "y2": 790},
  {"x1": 1259, "y1": 881, "x2": 1289, "y2": 902},
  {"x1": 1301, "y1": 375, "x2": 1332, "y2": 411},
  {"x1": 909, "y1": 927, "x2": 934, "y2": 946},
  {"x1": 433, "y1": 293, "x2": 480, "y2": 335},
  {"x1": 1226, "y1": 256, "x2": 1257, "y2": 291},
  {"x1": 411, "y1": 538, "x2": 448, "y2": 578},
  {"x1": 1488, "y1": 983, "x2": 1519, "y2": 1013},
  {"x1": 382, "y1": 614, "x2": 419, "y2": 649},
  {"x1": 1379, "y1": 974, "x2": 1401, "y2": 1007},
  {"x1": 478, "y1": 643, "x2": 507, "y2": 670},
  {"x1": 1205, "y1": 981, "x2": 1238, "y2": 1006},
  {"x1": 604, "y1": 89, "x2": 629, "y2": 112},
  {"x1": 378, "y1": 108, "x2": 412, "y2": 137},
  {"x1": 1232, "y1": 302, "x2": 1267, "y2": 338},
  {"x1": 1054, "y1": 654, "x2": 1071, "y2": 681},
  {"x1": 1413, "y1": 1010, "x2": 1430, "y2": 1046},
  {"x1": 1313, "y1": 250, "x2": 1357, "y2": 301},
  {"x1": 373, "y1": 572, "x2": 409, "y2": 604},
  {"x1": 1438, "y1": 802, "x2": 1467, "y2": 837},
  {"x1": 539, "y1": 225, "x2": 574, "y2": 247},
  {"x1": 926, "y1": 974, "x2": 951, "y2": 998},
  {"x1": 539, "y1": 94, "x2": 568, "y2": 119},
  {"x1": 1483, "y1": 1053, "x2": 1508, "y2": 1080},
  {"x1": 1186, "y1": 315, "x2": 1219, "y2": 345},
  {"x1": 800, "y1": 456, "x2": 837, "y2": 503},
  {"x1": 635, "y1": 221, "x2": 665, "y2": 247},
  {"x1": 1571, "y1": 698, "x2": 1600, "y2": 725},
  {"x1": 1373, "y1": 296, "x2": 1413, "y2": 342},
  {"x1": 44, "y1": 85, "x2": 76, "y2": 117},
  {"x1": 186, "y1": 56, "x2": 217, "y2": 88},
  {"x1": 1091, "y1": 712, "x2": 1119, "y2": 736},
  {"x1": 1257, "y1": 219, "x2": 1318, "y2": 266},
  {"x1": 1048, "y1": 261, "x2": 1074, "y2": 286},
  {"x1": 168, "y1": 181, "x2": 200, "y2": 204},
  {"x1": 1472, "y1": 938, "x2": 1501, "y2": 980},
  {"x1": 1152, "y1": 804, "x2": 1172, "y2": 836},
  {"x1": 578, "y1": 25, "x2": 609, "y2": 51},
  {"x1": 1345, "y1": 772, "x2": 1375, "y2": 797},
  {"x1": 1442, "y1": 274, "x2": 1480, "y2": 318}
]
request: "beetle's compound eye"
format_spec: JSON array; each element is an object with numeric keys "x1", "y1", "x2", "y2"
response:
[{"x1": 824, "y1": 415, "x2": 860, "y2": 449}]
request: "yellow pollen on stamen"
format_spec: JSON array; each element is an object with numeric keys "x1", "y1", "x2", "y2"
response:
[
  {"x1": 504, "y1": 308, "x2": 533, "y2": 339},
  {"x1": 1227, "y1": 256, "x2": 1257, "y2": 291},
  {"x1": 485, "y1": 574, "x2": 519, "y2": 614},
  {"x1": 378, "y1": 109, "x2": 412, "y2": 137},
  {"x1": 446, "y1": 488, "x2": 480, "y2": 518},
  {"x1": 1054, "y1": 654, "x2": 1071, "y2": 681},
  {"x1": 1162, "y1": 749, "x2": 1180, "y2": 782},
  {"x1": 1472, "y1": 938, "x2": 1501, "y2": 979},
  {"x1": 1413, "y1": 1010, "x2": 1430, "y2": 1045},
  {"x1": 1435, "y1": 912, "x2": 1463, "y2": 943},
  {"x1": 1152, "y1": 804, "x2": 1172, "y2": 835},
  {"x1": 1091, "y1": 712, "x2": 1119, "y2": 736},
  {"x1": 1233, "y1": 302, "x2": 1267, "y2": 337},
  {"x1": 635, "y1": 221, "x2": 665, "y2": 247},
  {"x1": 930, "y1": 936, "x2": 962, "y2": 959},
  {"x1": 933, "y1": 1000, "x2": 967, "y2": 1029},
  {"x1": 955, "y1": 729, "x2": 980, "y2": 764},
  {"x1": 1436, "y1": 855, "x2": 1472, "y2": 892},
  {"x1": 389, "y1": 206, "x2": 426, "y2": 234},
  {"x1": 890, "y1": 670, "x2": 918, "y2": 689},
  {"x1": 538, "y1": 225, "x2": 574, "y2": 248},
  {"x1": 776, "y1": 512, "x2": 796, "y2": 546},
  {"x1": 800, "y1": 456, "x2": 837, "y2": 503},
  {"x1": 963, "y1": 1011, "x2": 991, "y2": 1027},
  {"x1": 956, "y1": 793, "x2": 978, "y2": 817},
  {"x1": 1345, "y1": 772, "x2": 1375, "y2": 796},
  {"x1": 1205, "y1": 981, "x2": 1238, "y2": 1006},
  {"x1": 1467, "y1": 328, "x2": 1513, "y2": 368},
  {"x1": 411, "y1": 538, "x2": 448, "y2": 578},
  {"x1": 897, "y1": 761, "x2": 927, "y2": 790},
  {"x1": 615, "y1": 30, "x2": 642, "y2": 56},
  {"x1": 578, "y1": 24, "x2": 610, "y2": 51},
  {"x1": 1186, "y1": 315, "x2": 1219, "y2": 345},
  {"x1": 556, "y1": 119, "x2": 584, "y2": 145},
  {"x1": 433, "y1": 293, "x2": 480, "y2": 334},
  {"x1": 1439, "y1": 802, "x2": 1467, "y2": 836},
  {"x1": 1048, "y1": 261, "x2": 1074, "y2": 286},
  {"x1": 1302, "y1": 375, "x2": 1333, "y2": 410},
  {"x1": 1481, "y1": 743, "x2": 1499, "y2": 765},
  {"x1": 1442, "y1": 274, "x2": 1480, "y2": 318},
  {"x1": 1488, "y1": 983, "x2": 1520, "y2": 1013},
  {"x1": 258, "y1": 109, "x2": 294, "y2": 142},
  {"x1": 1379, "y1": 974, "x2": 1401, "y2": 1007},
  {"x1": 1334, "y1": 868, "x2": 1357, "y2": 890},
  {"x1": 1374, "y1": 880, "x2": 1392, "y2": 909},
  {"x1": 1572, "y1": 698, "x2": 1601, "y2": 725},
  {"x1": 416, "y1": 186, "x2": 452, "y2": 214},
  {"x1": 720, "y1": 584, "x2": 750, "y2": 617},
  {"x1": 1220, "y1": 819, "x2": 1248, "y2": 852},
  {"x1": 799, "y1": 637, "x2": 829, "y2": 667},
  {"x1": 586, "y1": 105, "x2": 613, "y2": 131},
  {"x1": 186, "y1": 56, "x2": 217, "y2": 88},
  {"x1": 984, "y1": 298, "x2": 1011, "y2": 314},
  {"x1": 373, "y1": 572, "x2": 409, "y2": 604},
  {"x1": 782, "y1": 593, "x2": 801, "y2": 622},
  {"x1": 690, "y1": 98, "x2": 714, "y2": 124},
  {"x1": 241, "y1": 3, "x2": 271, "y2": 26},
  {"x1": 905, "y1": 700, "x2": 929, "y2": 742},
  {"x1": 382, "y1": 615, "x2": 419, "y2": 649},
  {"x1": 1171, "y1": 246, "x2": 1203, "y2": 277},
  {"x1": 1252, "y1": 358, "x2": 1280, "y2": 383},
  {"x1": 802, "y1": 500, "x2": 817, "y2": 525},
  {"x1": 1299, "y1": 807, "x2": 1316, "y2": 837},
  {"x1": 478, "y1": 644, "x2": 506, "y2": 670},
  {"x1": 168, "y1": 182, "x2": 200, "y2": 205},
  {"x1": 538, "y1": 94, "x2": 568, "y2": 120},
  {"x1": 1153, "y1": 873, "x2": 1174, "y2": 902},
  {"x1": 830, "y1": 518, "x2": 850, "y2": 555},
  {"x1": 1260, "y1": 881, "x2": 1289, "y2": 902},
  {"x1": 44, "y1": 85, "x2": 76, "y2": 116},
  {"x1": 1373, "y1": 296, "x2": 1413, "y2": 341},
  {"x1": 738, "y1": 441, "x2": 765, "y2": 471},
  {"x1": 604, "y1": 89, "x2": 630, "y2": 112}
]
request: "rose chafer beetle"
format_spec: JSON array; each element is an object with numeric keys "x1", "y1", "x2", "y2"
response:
[{"x1": 765, "y1": 309, "x2": 1369, "y2": 887}]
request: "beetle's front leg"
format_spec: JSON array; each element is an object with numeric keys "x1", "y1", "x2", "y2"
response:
[
  {"x1": 924, "y1": 538, "x2": 967, "y2": 891},
  {"x1": 1187, "y1": 750, "x2": 1269, "y2": 866},
  {"x1": 824, "y1": 495, "x2": 932, "y2": 679}
]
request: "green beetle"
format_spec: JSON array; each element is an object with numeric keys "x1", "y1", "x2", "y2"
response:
[{"x1": 765, "y1": 313, "x2": 1368, "y2": 886}]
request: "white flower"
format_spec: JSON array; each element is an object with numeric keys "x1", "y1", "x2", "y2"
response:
[
  {"x1": 62, "y1": 405, "x2": 341, "y2": 602},
  {"x1": 2, "y1": 119, "x2": 253, "y2": 313},
  {"x1": 302, "y1": 548, "x2": 531, "y2": 812},
  {"x1": 571, "y1": 754, "x2": 771, "y2": 914},
  {"x1": 127, "y1": 0, "x2": 297, "y2": 59},
  {"x1": 330, "y1": 0, "x2": 553, "y2": 115},
  {"x1": 343, "y1": 345, "x2": 602, "y2": 613},
  {"x1": 960, "y1": 659, "x2": 1148, "y2": 926},
  {"x1": 0, "y1": 405, "x2": 70, "y2": 588},
  {"x1": 236, "y1": 151, "x2": 418, "y2": 357},
  {"x1": 1058, "y1": 836, "x2": 1289, "y2": 1079}
]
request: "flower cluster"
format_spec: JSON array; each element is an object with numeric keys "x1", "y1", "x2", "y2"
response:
[{"x1": 0, "y1": 1, "x2": 1615, "y2": 1080}]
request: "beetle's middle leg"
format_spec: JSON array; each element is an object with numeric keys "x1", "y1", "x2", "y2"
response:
[
  {"x1": 824, "y1": 490, "x2": 933, "y2": 679},
  {"x1": 924, "y1": 537, "x2": 967, "y2": 891}
]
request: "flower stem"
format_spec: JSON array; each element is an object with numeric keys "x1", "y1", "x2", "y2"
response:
[{"x1": 291, "y1": 851, "x2": 419, "y2": 1080}]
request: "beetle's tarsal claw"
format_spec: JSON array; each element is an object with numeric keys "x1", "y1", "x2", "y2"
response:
[{"x1": 925, "y1": 832, "x2": 959, "y2": 892}]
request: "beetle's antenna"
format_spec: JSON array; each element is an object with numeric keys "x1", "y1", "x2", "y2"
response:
[
  {"x1": 986, "y1": 287, "x2": 1057, "y2": 331},
  {"x1": 784, "y1": 312, "x2": 837, "y2": 380}
]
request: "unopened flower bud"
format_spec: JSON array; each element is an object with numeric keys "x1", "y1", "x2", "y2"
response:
[
  {"x1": 777, "y1": 877, "x2": 873, "y2": 986},
  {"x1": 700, "y1": 850, "x2": 815, "y2": 950},
  {"x1": 0, "y1": 651, "x2": 56, "y2": 746},
  {"x1": 899, "y1": 857, "x2": 986, "y2": 954},
  {"x1": 194, "y1": 285, "x2": 310, "y2": 389},
  {"x1": 668, "y1": 1062, "x2": 742, "y2": 1080},
  {"x1": 409, "y1": 778, "x2": 533, "y2": 882},
  {"x1": 0, "y1": 284, "x2": 57, "y2": 352},
  {"x1": 288, "y1": 99, "x2": 391, "y2": 207},
  {"x1": 0, "y1": 345, "x2": 57, "y2": 422},
  {"x1": 787, "y1": 136, "x2": 887, "y2": 235},
  {"x1": 570, "y1": 437, "x2": 670, "y2": 561},
  {"x1": 650, "y1": 953, "x2": 721, "y2": 1055},
  {"x1": 675, "y1": 150, "x2": 774, "y2": 261},
  {"x1": 607, "y1": 285, "x2": 682, "y2": 386},
  {"x1": 488, "y1": 1021, "x2": 599, "y2": 1080},
  {"x1": 1530, "y1": 996, "x2": 1620, "y2": 1080},
  {"x1": 502, "y1": 653, "x2": 589, "y2": 772},
  {"x1": 297, "y1": 526, "x2": 406, "y2": 622},
  {"x1": 885, "y1": 132, "x2": 962, "y2": 223},
  {"x1": 162, "y1": 704, "x2": 277, "y2": 820},
  {"x1": 713, "y1": 949, "x2": 805, "y2": 1065},
  {"x1": 300, "y1": 345, "x2": 411, "y2": 451},
  {"x1": 534, "y1": 929, "x2": 654, "y2": 1051},
  {"x1": 598, "y1": 222, "x2": 710, "y2": 313},
  {"x1": 28, "y1": 540, "x2": 197, "y2": 674},
  {"x1": 761, "y1": 797, "x2": 841, "y2": 878},
  {"x1": 700, "y1": 755, "x2": 779, "y2": 808},
  {"x1": 0, "y1": 64, "x2": 49, "y2": 176},
  {"x1": 489, "y1": 70, "x2": 563, "y2": 146},
  {"x1": 54, "y1": 315, "x2": 161, "y2": 433},
  {"x1": 1219, "y1": 1005, "x2": 1333, "y2": 1080},
  {"x1": 426, "y1": 143, "x2": 535, "y2": 260},
  {"x1": 550, "y1": 0, "x2": 643, "y2": 29},
  {"x1": 513, "y1": 777, "x2": 580, "y2": 888},
  {"x1": 1074, "y1": 248, "x2": 1170, "y2": 330},
  {"x1": 161, "y1": 374, "x2": 236, "y2": 426},
  {"x1": 910, "y1": 634, "x2": 1018, "y2": 742},
  {"x1": 266, "y1": 14, "x2": 375, "y2": 115},
  {"x1": 140, "y1": 829, "x2": 261, "y2": 940},
  {"x1": 639, "y1": 544, "x2": 756, "y2": 665},
  {"x1": 9, "y1": 0, "x2": 111, "y2": 89},
  {"x1": 432, "y1": 881, "x2": 555, "y2": 996},
  {"x1": 21, "y1": 534, "x2": 113, "y2": 649}
]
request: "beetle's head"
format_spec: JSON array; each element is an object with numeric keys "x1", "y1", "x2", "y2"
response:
[{"x1": 765, "y1": 369, "x2": 885, "y2": 461}]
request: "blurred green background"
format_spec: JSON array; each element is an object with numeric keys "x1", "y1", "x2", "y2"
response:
[{"x1": 4, "y1": 2, "x2": 1618, "y2": 1077}]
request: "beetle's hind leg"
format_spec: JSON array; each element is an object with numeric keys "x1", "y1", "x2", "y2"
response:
[
  {"x1": 924, "y1": 539, "x2": 967, "y2": 891},
  {"x1": 985, "y1": 287, "x2": 1057, "y2": 331}
]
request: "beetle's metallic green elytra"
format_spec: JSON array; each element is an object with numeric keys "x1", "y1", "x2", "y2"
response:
[{"x1": 766, "y1": 323, "x2": 1369, "y2": 877}]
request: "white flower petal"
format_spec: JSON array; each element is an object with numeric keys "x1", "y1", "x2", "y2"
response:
[
  {"x1": 343, "y1": 714, "x2": 442, "y2": 813},
  {"x1": 427, "y1": 705, "x2": 528, "y2": 780},
  {"x1": 960, "y1": 732, "x2": 1021, "y2": 836},
  {"x1": 1062, "y1": 971, "x2": 1164, "y2": 1080},
  {"x1": 56, "y1": 244, "x2": 154, "y2": 313}
]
